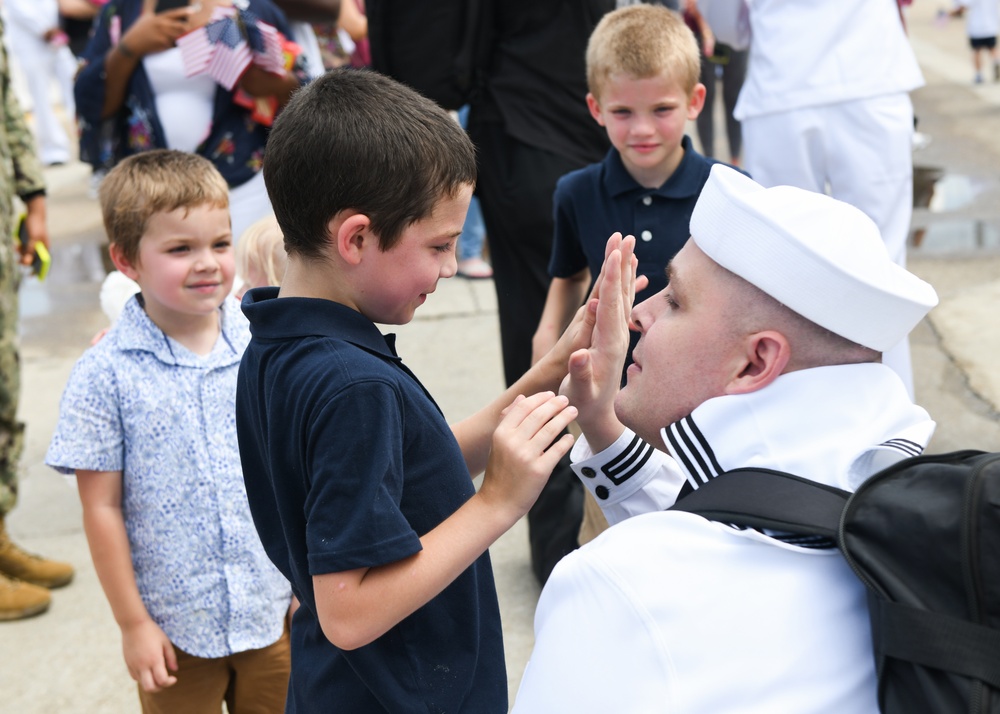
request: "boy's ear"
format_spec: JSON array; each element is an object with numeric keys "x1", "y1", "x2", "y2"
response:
[
  {"x1": 586, "y1": 92, "x2": 606, "y2": 126},
  {"x1": 725, "y1": 330, "x2": 791, "y2": 396},
  {"x1": 109, "y1": 243, "x2": 140, "y2": 281},
  {"x1": 687, "y1": 82, "x2": 708, "y2": 120},
  {"x1": 332, "y1": 212, "x2": 373, "y2": 265}
]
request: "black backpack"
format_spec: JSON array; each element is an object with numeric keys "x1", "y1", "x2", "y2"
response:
[{"x1": 670, "y1": 450, "x2": 1000, "y2": 714}]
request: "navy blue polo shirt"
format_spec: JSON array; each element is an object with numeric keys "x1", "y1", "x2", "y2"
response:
[
  {"x1": 236, "y1": 288, "x2": 506, "y2": 713},
  {"x1": 549, "y1": 135, "x2": 722, "y2": 306}
]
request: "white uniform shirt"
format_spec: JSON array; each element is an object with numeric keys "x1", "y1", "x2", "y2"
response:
[
  {"x1": 514, "y1": 364, "x2": 935, "y2": 713},
  {"x1": 698, "y1": 0, "x2": 924, "y2": 120}
]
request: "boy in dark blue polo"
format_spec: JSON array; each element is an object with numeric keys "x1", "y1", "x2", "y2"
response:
[
  {"x1": 235, "y1": 68, "x2": 620, "y2": 713},
  {"x1": 533, "y1": 5, "x2": 732, "y2": 366}
]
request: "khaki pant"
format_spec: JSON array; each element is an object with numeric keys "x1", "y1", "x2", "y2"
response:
[
  {"x1": 577, "y1": 489, "x2": 610, "y2": 546},
  {"x1": 138, "y1": 627, "x2": 291, "y2": 714}
]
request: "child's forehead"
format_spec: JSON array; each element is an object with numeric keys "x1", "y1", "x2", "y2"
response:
[
  {"x1": 601, "y1": 69, "x2": 688, "y2": 96},
  {"x1": 143, "y1": 202, "x2": 231, "y2": 236},
  {"x1": 393, "y1": 186, "x2": 473, "y2": 241}
]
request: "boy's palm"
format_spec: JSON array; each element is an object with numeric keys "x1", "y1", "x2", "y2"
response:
[{"x1": 122, "y1": 619, "x2": 178, "y2": 693}]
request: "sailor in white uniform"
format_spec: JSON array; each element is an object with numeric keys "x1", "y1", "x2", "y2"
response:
[
  {"x1": 512, "y1": 165, "x2": 939, "y2": 713},
  {"x1": 694, "y1": 0, "x2": 924, "y2": 395},
  {"x1": 3, "y1": 0, "x2": 77, "y2": 165}
]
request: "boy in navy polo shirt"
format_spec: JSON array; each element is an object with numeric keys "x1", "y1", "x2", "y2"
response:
[
  {"x1": 236, "y1": 68, "x2": 625, "y2": 713},
  {"x1": 533, "y1": 4, "x2": 729, "y2": 366}
]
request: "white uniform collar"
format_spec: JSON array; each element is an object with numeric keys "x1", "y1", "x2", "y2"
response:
[{"x1": 661, "y1": 363, "x2": 935, "y2": 493}]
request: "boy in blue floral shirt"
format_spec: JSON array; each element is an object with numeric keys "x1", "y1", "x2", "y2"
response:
[{"x1": 47, "y1": 150, "x2": 292, "y2": 714}]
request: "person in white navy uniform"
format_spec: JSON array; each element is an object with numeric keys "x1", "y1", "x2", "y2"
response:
[
  {"x1": 3, "y1": 0, "x2": 76, "y2": 165},
  {"x1": 512, "y1": 165, "x2": 939, "y2": 713},
  {"x1": 694, "y1": 0, "x2": 924, "y2": 396}
]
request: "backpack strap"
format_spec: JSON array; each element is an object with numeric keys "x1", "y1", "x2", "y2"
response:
[
  {"x1": 668, "y1": 468, "x2": 849, "y2": 541},
  {"x1": 875, "y1": 599, "x2": 1000, "y2": 689}
]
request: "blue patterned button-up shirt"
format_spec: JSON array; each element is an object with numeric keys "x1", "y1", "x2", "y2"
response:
[{"x1": 47, "y1": 296, "x2": 290, "y2": 658}]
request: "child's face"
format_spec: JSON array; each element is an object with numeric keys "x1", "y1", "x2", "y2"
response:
[
  {"x1": 587, "y1": 72, "x2": 704, "y2": 188},
  {"x1": 235, "y1": 263, "x2": 270, "y2": 301},
  {"x1": 355, "y1": 184, "x2": 472, "y2": 325},
  {"x1": 123, "y1": 204, "x2": 235, "y2": 328}
]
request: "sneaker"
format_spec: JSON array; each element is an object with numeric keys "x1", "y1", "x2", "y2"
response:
[
  {"x1": 457, "y1": 257, "x2": 494, "y2": 280},
  {"x1": 0, "y1": 522, "x2": 74, "y2": 589},
  {"x1": 974, "y1": 72, "x2": 984, "y2": 84},
  {"x1": 0, "y1": 573, "x2": 50, "y2": 621}
]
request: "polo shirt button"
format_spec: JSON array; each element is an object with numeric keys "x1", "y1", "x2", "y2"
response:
[
  {"x1": 641, "y1": 230, "x2": 652, "y2": 242},
  {"x1": 581, "y1": 467, "x2": 597, "y2": 479},
  {"x1": 642, "y1": 196, "x2": 652, "y2": 206},
  {"x1": 595, "y1": 485, "x2": 610, "y2": 500}
]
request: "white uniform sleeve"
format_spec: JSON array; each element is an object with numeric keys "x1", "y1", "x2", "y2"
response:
[
  {"x1": 696, "y1": 0, "x2": 753, "y2": 50},
  {"x1": 512, "y1": 545, "x2": 675, "y2": 712},
  {"x1": 5, "y1": 0, "x2": 57, "y2": 38},
  {"x1": 569, "y1": 429, "x2": 687, "y2": 525}
]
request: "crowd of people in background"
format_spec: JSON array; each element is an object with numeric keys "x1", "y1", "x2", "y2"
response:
[{"x1": 0, "y1": 0, "x2": 985, "y2": 711}]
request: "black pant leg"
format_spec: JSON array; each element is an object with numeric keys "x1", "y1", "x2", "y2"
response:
[
  {"x1": 471, "y1": 120, "x2": 585, "y2": 584},
  {"x1": 472, "y1": 121, "x2": 581, "y2": 387}
]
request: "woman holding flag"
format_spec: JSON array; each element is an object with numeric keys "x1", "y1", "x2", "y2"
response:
[{"x1": 75, "y1": 0, "x2": 307, "y2": 238}]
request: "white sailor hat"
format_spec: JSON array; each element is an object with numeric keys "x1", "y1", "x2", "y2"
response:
[{"x1": 690, "y1": 165, "x2": 939, "y2": 352}]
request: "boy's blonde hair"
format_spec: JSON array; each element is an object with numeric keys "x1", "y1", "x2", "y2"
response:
[
  {"x1": 237, "y1": 214, "x2": 287, "y2": 288},
  {"x1": 587, "y1": 4, "x2": 701, "y2": 100},
  {"x1": 99, "y1": 150, "x2": 229, "y2": 264}
]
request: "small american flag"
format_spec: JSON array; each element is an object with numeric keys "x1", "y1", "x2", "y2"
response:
[
  {"x1": 176, "y1": 6, "x2": 284, "y2": 91},
  {"x1": 251, "y1": 20, "x2": 286, "y2": 75}
]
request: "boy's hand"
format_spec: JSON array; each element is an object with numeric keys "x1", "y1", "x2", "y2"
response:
[
  {"x1": 121, "y1": 619, "x2": 178, "y2": 693},
  {"x1": 479, "y1": 392, "x2": 577, "y2": 520},
  {"x1": 560, "y1": 235, "x2": 639, "y2": 451}
]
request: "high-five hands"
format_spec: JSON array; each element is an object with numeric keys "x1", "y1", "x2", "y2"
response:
[{"x1": 560, "y1": 233, "x2": 643, "y2": 451}]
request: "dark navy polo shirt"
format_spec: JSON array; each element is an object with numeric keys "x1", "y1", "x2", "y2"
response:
[
  {"x1": 236, "y1": 288, "x2": 506, "y2": 714},
  {"x1": 549, "y1": 135, "x2": 723, "y2": 306}
]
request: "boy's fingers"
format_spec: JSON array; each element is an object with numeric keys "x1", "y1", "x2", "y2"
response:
[
  {"x1": 500, "y1": 392, "x2": 555, "y2": 428},
  {"x1": 529, "y1": 404, "x2": 578, "y2": 451},
  {"x1": 151, "y1": 660, "x2": 173, "y2": 689},
  {"x1": 598, "y1": 251, "x2": 623, "y2": 317},
  {"x1": 500, "y1": 393, "x2": 527, "y2": 417},
  {"x1": 589, "y1": 232, "x2": 624, "y2": 302},
  {"x1": 509, "y1": 394, "x2": 573, "y2": 439},
  {"x1": 536, "y1": 432, "x2": 576, "y2": 471},
  {"x1": 164, "y1": 642, "x2": 178, "y2": 672}
]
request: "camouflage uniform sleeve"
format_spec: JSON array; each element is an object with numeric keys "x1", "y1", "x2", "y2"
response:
[{"x1": 1, "y1": 17, "x2": 46, "y2": 200}]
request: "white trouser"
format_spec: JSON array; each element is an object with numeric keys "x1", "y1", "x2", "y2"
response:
[
  {"x1": 742, "y1": 93, "x2": 916, "y2": 395},
  {"x1": 6, "y1": 29, "x2": 76, "y2": 164}
]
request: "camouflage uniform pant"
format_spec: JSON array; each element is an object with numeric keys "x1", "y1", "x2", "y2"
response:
[{"x1": 0, "y1": 221, "x2": 23, "y2": 518}]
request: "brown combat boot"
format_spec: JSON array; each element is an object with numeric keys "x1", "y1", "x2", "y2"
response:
[
  {"x1": 0, "y1": 572, "x2": 50, "y2": 621},
  {"x1": 0, "y1": 519, "x2": 74, "y2": 589}
]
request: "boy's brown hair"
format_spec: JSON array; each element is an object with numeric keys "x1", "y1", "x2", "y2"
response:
[
  {"x1": 262, "y1": 68, "x2": 476, "y2": 258},
  {"x1": 99, "y1": 149, "x2": 229, "y2": 264},
  {"x1": 587, "y1": 4, "x2": 701, "y2": 100}
]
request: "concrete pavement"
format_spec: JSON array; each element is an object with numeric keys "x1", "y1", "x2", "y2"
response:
[{"x1": 2, "y1": 4, "x2": 1000, "y2": 711}]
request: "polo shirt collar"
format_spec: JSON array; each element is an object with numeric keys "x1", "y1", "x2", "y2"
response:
[
  {"x1": 241, "y1": 287, "x2": 399, "y2": 362},
  {"x1": 113, "y1": 294, "x2": 245, "y2": 367},
  {"x1": 602, "y1": 135, "x2": 704, "y2": 199}
]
